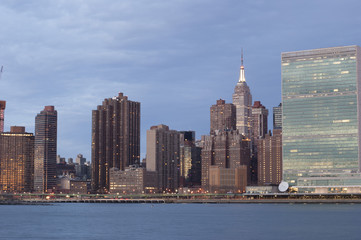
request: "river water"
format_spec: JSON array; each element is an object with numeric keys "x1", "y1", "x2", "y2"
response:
[{"x1": 0, "y1": 203, "x2": 360, "y2": 239}]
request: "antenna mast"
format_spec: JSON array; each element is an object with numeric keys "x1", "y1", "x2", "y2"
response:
[
  {"x1": 241, "y1": 49, "x2": 243, "y2": 66},
  {"x1": 0, "y1": 66, "x2": 5, "y2": 133}
]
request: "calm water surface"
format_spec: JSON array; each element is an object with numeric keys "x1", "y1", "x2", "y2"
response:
[{"x1": 0, "y1": 203, "x2": 360, "y2": 239}]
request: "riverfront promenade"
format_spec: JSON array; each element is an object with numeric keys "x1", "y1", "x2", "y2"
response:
[{"x1": 2, "y1": 192, "x2": 361, "y2": 204}]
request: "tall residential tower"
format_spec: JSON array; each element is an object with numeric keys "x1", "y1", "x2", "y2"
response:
[
  {"x1": 34, "y1": 106, "x2": 58, "y2": 193},
  {"x1": 0, "y1": 126, "x2": 34, "y2": 192},
  {"x1": 251, "y1": 101, "x2": 268, "y2": 142},
  {"x1": 146, "y1": 124, "x2": 180, "y2": 192},
  {"x1": 91, "y1": 92, "x2": 140, "y2": 193},
  {"x1": 210, "y1": 99, "x2": 236, "y2": 135}
]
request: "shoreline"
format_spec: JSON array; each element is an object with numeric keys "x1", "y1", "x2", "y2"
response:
[{"x1": 2, "y1": 198, "x2": 361, "y2": 204}]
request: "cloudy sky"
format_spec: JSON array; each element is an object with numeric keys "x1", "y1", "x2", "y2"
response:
[{"x1": 1, "y1": 0, "x2": 360, "y2": 160}]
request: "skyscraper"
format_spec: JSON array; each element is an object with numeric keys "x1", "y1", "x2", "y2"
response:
[
  {"x1": 179, "y1": 131, "x2": 202, "y2": 187},
  {"x1": 249, "y1": 101, "x2": 269, "y2": 185},
  {"x1": 91, "y1": 92, "x2": 140, "y2": 193},
  {"x1": 251, "y1": 101, "x2": 268, "y2": 141},
  {"x1": 282, "y1": 46, "x2": 361, "y2": 192},
  {"x1": 75, "y1": 154, "x2": 89, "y2": 179},
  {"x1": 201, "y1": 131, "x2": 250, "y2": 190},
  {"x1": 210, "y1": 99, "x2": 236, "y2": 135},
  {"x1": 75, "y1": 154, "x2": 86, "y2": 165},
  {"x1": 146, "y1": 124, "x2": 180, "y2": 192},
  {"x1": 257, "y1": 129, "x2": 282, "y2": 186},
  {"x1": 0, "y1": 126, "x2": 34, "y2": 192},
  {"x1": 201, "y1": 54, "x2": 252, "y2": 192},
  {"x1": 273, "y1": 103, "x2": 282, "y2": 130},
  {"x1": 0, "y1": 101, "x2": 5, "y2": 133},
  {"x1": 34, "y1": 106, "x2": 57, "y2": 193},
  {"x1": 232, "y1": 53, "x2": 252, "y2": 139}
]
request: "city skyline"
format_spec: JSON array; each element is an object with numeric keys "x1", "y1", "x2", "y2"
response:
[{"x1": 0, "y1": 1, "x2": 361, "y2": 159}]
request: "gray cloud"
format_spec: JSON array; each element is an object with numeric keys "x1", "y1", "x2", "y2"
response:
[{"x1": 1, "y1": 0, "x2": 361, "y2": 159}]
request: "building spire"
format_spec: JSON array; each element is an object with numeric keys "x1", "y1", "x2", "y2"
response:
[
  {"x1": 238, "y1": 49, "x2": 246, "y2": 83},
  {"x1": 241, "y1": 49, "x2": 244, "y2": 66}
]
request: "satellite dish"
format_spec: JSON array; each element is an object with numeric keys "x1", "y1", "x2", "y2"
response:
[{"x1": 278, "y1": 181, "x2": 289, "y2": 192}]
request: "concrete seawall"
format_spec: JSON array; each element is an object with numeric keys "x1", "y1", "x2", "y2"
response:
[{"x1": 2, "y1": 198, "x2": 361, "y2": 204}]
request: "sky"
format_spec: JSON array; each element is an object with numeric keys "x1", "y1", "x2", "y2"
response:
[{"x1": 1, "y1": 0, "x2": 361, "y2": 161}]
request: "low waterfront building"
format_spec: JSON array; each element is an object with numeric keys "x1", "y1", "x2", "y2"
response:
[
  {"x1": 208, "y1": 165, "x2": 248, "y2": 193},
  {"x1": 58, "y1": 176, "x2": 89, "y2": 194},
  {"x1": 109, "y1": 165, "x2": 157, "y2": 194},
  {"x1": 70, "y1": 180, "x2": 88, "y2": 194},
  {"x1": 245, "y1": 185, "x2": 279, "y2": 194}
]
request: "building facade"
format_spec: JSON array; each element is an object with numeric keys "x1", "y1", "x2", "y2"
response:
[
  {"x1": 210, "y1": 99, "x2": 236, "y2": 135},
  {"x1": 74, "y1": 154, "x2": 90, "y2": 180},
  {"x1": 251, "y1": 101, "x2": 268, "y2": 141},
  {"x1": 0, "y1": 126, "x2": 34, "y2": 192},
  {"x1": 232, "y1": 56, "x2": 252, "y2": 139},
  {"x1": 201, "y1": 130, "x2": 250, "y2": 190},
  {"x1": 34, "y1": 106, "x2": 57, "y2": 193},
  {"x1": 76, "y1": 154, "x2": 86, "y2": 165},
  {"x1": 257, "y1": 129, "x2": 282, "y2": 186},
  {"x1": 249, "y1": 101, "x2": 269, "y2": 185},
  {"x1": 179, "y1": 131, "x2": 202, "y2": 187},
  {"x1": 146, "y1": 124, "x2": 180, "y2": 192},
  {"x1": 209, "y1": 165, "x2": 248, "y2": 193},
  {"x1": 273, "y1": 103, "x2": 282, "y2": 130},
  {"x1": 91, "y1": 92, "x2": 140, "y2": 193},
  {"x1": 282, "y1": 46, "x2": 361, "y2": 191},
  {"x1": 109, "y1": 166, "x2": 145, "y2": 194},
  {"x1": 58, "y1": 176, "x2": 89, "y2": 194}
]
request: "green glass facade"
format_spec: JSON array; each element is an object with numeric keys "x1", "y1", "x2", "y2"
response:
[{"x1": 282, "y1": 46, "x2": 361, "y2": 188}]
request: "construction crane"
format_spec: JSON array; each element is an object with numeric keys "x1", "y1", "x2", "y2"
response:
[{"x1": 0, "y1": 66, "x2": 5, "y2": 132}]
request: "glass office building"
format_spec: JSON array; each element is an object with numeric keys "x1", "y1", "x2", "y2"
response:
[{"x1": 282, "y1": 46, "x2": 361, "y2": 192}]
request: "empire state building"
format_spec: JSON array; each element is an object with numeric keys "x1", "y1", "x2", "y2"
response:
[{"x1": 232, "y1": 53, "x2": 252, "y2": 139}]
